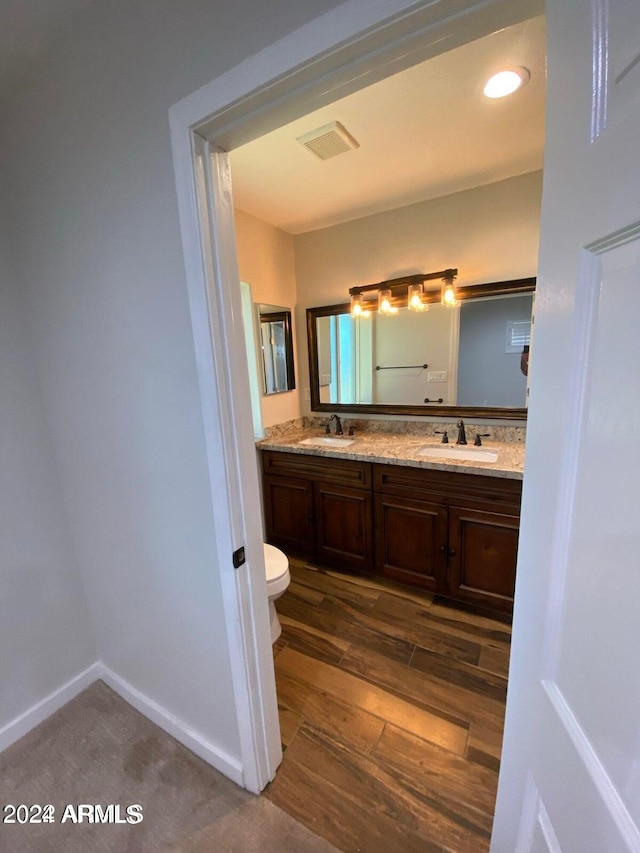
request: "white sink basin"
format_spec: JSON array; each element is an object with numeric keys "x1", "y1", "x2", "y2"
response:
[
  {"x1": 299, "y1": 436, "x2": 356, "y2": 448},
  {"x1": 416, "y1": 444, "x2": 498, "y2": 463}
]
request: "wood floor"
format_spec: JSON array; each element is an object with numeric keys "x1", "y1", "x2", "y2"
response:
[{"x1": 264, "y1": 557, "x2": 511, "y2": 853}]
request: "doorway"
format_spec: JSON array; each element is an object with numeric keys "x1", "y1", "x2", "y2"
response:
[{"x1": 170, "y1": 0, "x2": 543, "y2": 801}]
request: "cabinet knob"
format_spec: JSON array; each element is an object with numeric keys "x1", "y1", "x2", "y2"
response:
[
  {"x1": 449, "y1": 548, "x2": 456, "y2": 557},
  {"x1": 439, "y1": 545, "x2": 446, "y2": 553}
]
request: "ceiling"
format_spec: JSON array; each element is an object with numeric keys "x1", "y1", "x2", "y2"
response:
[{"x1": 229, "y1": 15, "x2": 546, "y2": 236}]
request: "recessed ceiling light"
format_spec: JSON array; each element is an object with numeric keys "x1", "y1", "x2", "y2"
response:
[{"x1": 483, "y1": 67, "x2": 530, "y2": 99}]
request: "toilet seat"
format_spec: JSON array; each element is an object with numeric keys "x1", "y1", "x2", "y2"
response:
[{"x1": 264, "y1": 543, "x2": 290, "y2": 596}]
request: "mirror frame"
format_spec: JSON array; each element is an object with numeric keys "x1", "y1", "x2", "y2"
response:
[
  {"x1": 259, "y1": 307, "x2": 296, "y2": 394},
  {"x1": 307, "y1": 276, "x2": 535, "y2": 420}
]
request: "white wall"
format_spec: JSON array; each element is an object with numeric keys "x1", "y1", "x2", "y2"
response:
[
  {"x1": 294, "y1": 170, "x2": 543, "y2": 414},
  {"x1": 235, "y1": 210, "x2": 301, "y2": 427},
  {"x1": 0, "y1": 197, "x2": 96, "y2": 734},
  {"x1": 0, "y1": 0, "x2": 343, "y2": 768}
]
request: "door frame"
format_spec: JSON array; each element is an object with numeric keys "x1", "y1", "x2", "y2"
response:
[{"x1": 168, "y1": 0, "x2": 543, "y2": 793}]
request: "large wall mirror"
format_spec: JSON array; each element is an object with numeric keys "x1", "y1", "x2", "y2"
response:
[
  {"x1": 259, "y1": 304, "x2": 296, "y2": 395},
  {"x1": 307, "y1": 277, "x2": 535, "y2": 419}
]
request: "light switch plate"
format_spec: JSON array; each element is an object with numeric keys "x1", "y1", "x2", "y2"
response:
[{"x1": 428, "y1": 370, "x2": 447, "y2": 383}]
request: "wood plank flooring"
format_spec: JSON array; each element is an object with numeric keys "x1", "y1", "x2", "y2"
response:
[{"x1": 264, "y1": 558, "x2": 511, "y2": 853}]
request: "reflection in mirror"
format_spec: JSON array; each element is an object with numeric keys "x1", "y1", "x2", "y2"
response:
[
  {"x1": 307, "y1": 278, "x2": 535, "y2": 419},
  {"x1": 316, "y1": 312, "x2": 373, "y2": 405},
  {"x1": 259, "y1": 305, "x2": 295, "y2": 395},
  {"x1": 457, "y1": 293, "x2": 532, "y2": 407}
]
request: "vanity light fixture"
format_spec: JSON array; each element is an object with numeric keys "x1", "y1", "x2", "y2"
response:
[
  {"x1": 350, "y1": 292, "x2": 363, "y2": 316},
  {"x1": 378, "y1": 288, "x2": 397, "y2": 315},
  {"x1": 441, "y1": 271, "x2": 458, "y2": 307},
  {"x1": 349, "y1": 268, "x2": 458, "y2": 318},
  {"x1": 408, "y1": 282, "x2": 429, "y2": 312},
  {"x1": 350, "y1": 292, "x2": 371, "y2": 317},
  {"x1": 483, "y1": 67, "x2": 530, "y2": 99}
]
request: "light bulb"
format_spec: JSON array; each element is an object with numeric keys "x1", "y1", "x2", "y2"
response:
[
  {"x1": 441, "y1": 275, "x2": 458, "y2": 307},
  {"x1": 443, "y1": 286, "x2": 456, "y2": 304},
  {"x1": 378, "y1": 288, "x2": 394, "y2": 314},
  {"x1": 408, "y1": 283, "x2": 428, "y2": 311}
]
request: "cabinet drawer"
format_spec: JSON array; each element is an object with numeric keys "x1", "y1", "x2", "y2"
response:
[
  {"x1": 373, "y1": 462, "x2": 521, "y2": 510},
  {"x1": 262, "y1": 450, "x2": 372, "y2": 489}
]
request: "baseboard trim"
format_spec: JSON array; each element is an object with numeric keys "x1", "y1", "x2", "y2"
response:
[
  {"x1": 97, "y1": 664, "x2": 244, "y2": 787},
  {"x1": 1, "y1": 662, "x2": 244, "y2": 788},
  {"x1": 0, "y1": 662, "x2": 102, "y2": 752}
]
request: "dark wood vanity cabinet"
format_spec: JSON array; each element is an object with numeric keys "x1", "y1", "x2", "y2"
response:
[
  {"x1": 263, "y1": 472, "x2": 315, "y2": 555},
  {"x1": 314, "y1": 480, "x2": 373, "y2": 572},
  {"x1": 262, "y1": 450, "x2": 521, "y2": 616},
  {"x1": 374, "y1": 493, "x2": 448, "y2": 592},
  {"x1": 262, "y1": 451, "x2": 373, "y2": 572},
  {"x1": 447, "y1": 505, "x2": 519, "y2": 614},
  {"x1": 372, "y1": 463, "x2": 521, "y2": 615}
]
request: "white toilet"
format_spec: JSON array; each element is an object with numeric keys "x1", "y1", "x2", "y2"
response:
[{"x1": 263, "y1": 543, "x2": 290, "y2": 642}]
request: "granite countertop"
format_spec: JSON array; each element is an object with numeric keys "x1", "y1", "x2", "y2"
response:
[{"x1": 257, "y1": 428, "x2": 525, "y2": 480}]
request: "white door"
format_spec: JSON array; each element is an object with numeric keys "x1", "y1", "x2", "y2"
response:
[{"x1": 492, "y1": 1, "x2": 640, "y2": 851}]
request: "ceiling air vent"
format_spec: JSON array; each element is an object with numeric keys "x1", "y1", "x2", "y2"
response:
[{"x1": 296, "y1": 121, "x2": 359, "y2": 161}]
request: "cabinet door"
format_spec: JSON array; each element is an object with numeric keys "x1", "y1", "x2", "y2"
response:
[
  {"x1": 263, "y1": 474, "x2": 314, "y2": 555},
  {"x1": 314, "y1": 481, "x2": 373, "y2": 573},
  {"x1": 374, "y1": 493, "x2": 447, "y2": 592},
  {"x1": 447, "y1": 505, "x2": 519, "y2": 614}
]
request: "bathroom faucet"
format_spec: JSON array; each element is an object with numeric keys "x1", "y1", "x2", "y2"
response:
[
  {"x1": 456, "y1": 419, "x2": 467, "y2": 445},
  {"x1": 330, "y1": 414, "x2": 344, "y2": 435}
]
